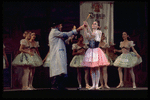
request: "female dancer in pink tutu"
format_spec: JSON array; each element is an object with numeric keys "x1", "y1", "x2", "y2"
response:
[{"x1": 81, "y1": 21, "x2": 110, "y2": 90}]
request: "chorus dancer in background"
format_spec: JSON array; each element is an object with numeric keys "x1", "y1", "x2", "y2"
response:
[
  {"x1": 3, "y1": 44, "x2": 9, "y2": 69},
  {"x1": 81, "y1": 21, "x2": 110, "y2": 90},
  {"x1": 70, "y1": 34, "x2": 91, "y2": 90},
  {"x1": 29, "y1": 32, "x2": 43, "y2": 90},
  {"x1": 98, "y1": 33, "x2": 113, "y2": 89},
  {"x1": 113, "y1": 32, "x2": 142, "y2": 88},
  {"x1": 12, "y1": 31, "x2": 36, "y2": 90}
]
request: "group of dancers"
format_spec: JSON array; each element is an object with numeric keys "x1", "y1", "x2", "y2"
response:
[{"x1": 3, "y1": 20, "x2": 142, "y2": 90}]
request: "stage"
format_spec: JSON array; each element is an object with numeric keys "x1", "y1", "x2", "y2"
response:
[{"x1": 2, "y1": 87, "x2": 148, "y2": 98}]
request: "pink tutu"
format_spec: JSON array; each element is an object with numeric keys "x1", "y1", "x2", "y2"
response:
[{"x1": 81, "y1": 48, "x2": 110, "y2": 67}]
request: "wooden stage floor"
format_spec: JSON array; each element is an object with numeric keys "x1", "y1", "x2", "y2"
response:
[
  {"x1": 3, "y1": 87, "x2": 148, "y2": 91},
  {"x1": 2, "y1": 87, "x2": 148, "y2": 98}
]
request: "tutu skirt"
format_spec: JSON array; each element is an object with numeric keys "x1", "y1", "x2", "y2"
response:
[
  {"x1": 70, "y1": 55, "x2": 84, "y2": 67},
  {"x1": 31, "y1": 53, "x2": 43, "y2": 67},
  {"x1": 81, "y1": 48, "x2": 110, "y2": 67},
  {"x1": 43, "y1": 52, "x2": 50, "y2": 67},
  {"x1": 105, "y1": 54, "x2": 113, "y2": 66},
  {"x1": 12, "y1": 52, "x2": 43, "y2": 67},
  {"x1": 113, "y1": 52, "x2": 142, "y2": 68}
]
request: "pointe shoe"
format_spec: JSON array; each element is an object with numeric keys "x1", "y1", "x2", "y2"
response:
[
  {"x1": 88, "y1": 86, "x2": 96, "y2": 90},
  {"x1": 105, "y1": 85, "x2": 110, "y2": 89},
  {"x1": 96, "y1": 86, "x2": 100, "y2": 90},
  {"x1": 77, "y1": 85, "x2": 82, "y2": 90},
  {"x1": 116, "y1": 82, "x2": 124, "y2": 88},
  {"x1": 98, "y1": 85, "x2": 104, "y2": 89},
  {"x1": 133, "y1": 83, "x2": 136, "y2": 88},
  {"x1": 85, "y1": 84, "x2": 91, "y2": 89},
  {"x1": 22, "y1": 86, "x2": 32, "y2": 90},
  {"x1": 29, "y1": 86, "x2": 36, "y2": 90}
]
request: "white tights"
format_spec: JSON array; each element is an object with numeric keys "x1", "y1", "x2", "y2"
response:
[{"x1": 90, "y1": 67, "x2": 100, "y2": 88}]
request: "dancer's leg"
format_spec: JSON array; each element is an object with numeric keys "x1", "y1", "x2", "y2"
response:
[
  {"x1": 89, "y1": 68, "x2": 96, "y2": 90},
  {"x1": 99, "y1": 67, "x2": 104, "y2": 88},
  {"x1": 129, "y1": 68, "x2": 136, "y2": 88},
  {"x1": 116, "y1": 67, "x2": 124, "y2": 88},
  {"x1": 77, "y1": 68, "x2": 82, "y2": 89},
  {"x1": 29, "y1": 67, "x2": 36, "y2": 90},
  {"x1": 22, "y1": 66, "x2": 31, "y2": 90},
  {"x1": 84, "y1": 67, "x2": 90, "y2": 88},
  {"x1": 103, "y1": 66, "x2": 110, "y2": 88},
  {"x1": 95, "y1": 67, "x2": 100, "y2": 89}
]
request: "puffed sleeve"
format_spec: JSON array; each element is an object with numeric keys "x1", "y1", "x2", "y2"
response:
[
  {"x1": 130, "y1": 41, "x2": 135, "y2": 47},
  {"x1": 119, "y1": 41, "x2": 123, "y2": 48},
  {"x1": 95, "y1": 30, "x2": 102, "y2": 42},
  {"x1": 84, "y1": 44, "x2": 89, "y2": 49},
  {"x1": 72, "y1": 43, "x2": 77, "y2": 50},
  {"x1": 36, "y1": 41, "x2": 40, "y2": 47},
  {"x1": 20, "y1": 39, "x2": 26, "y2": 45}
]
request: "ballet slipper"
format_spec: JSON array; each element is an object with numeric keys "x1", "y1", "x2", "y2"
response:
[
  {"x1": 133, "y1": 83, "x2": 136, "y2": 88},
  {"x1": 96, "y1": 86, "x2": 100, "y2": 90},
  {"x1": 77, "y1": 85, "x2": 82, "y2": 90},
  {"x1": 116, "y1": 82, "x2": 124, "y2": 88},
  {"x1": 104, "y1": 84, "x2": 110, "y2": 89},
  {"x1": 29, "y1": 86, "x2": 36, "y2": 90},
  {"x1": 98, "y1": 85, "x2": 104, "y2": 89},
  {"x1": 88, "y1": 86, "x2": 96, "y2": 90},
  {"x1": 22, "y1": 86, "x2": 32, "y2": 90},
  {"x1": 85, "y1": 84, "x2": 91, "y2": 89}
]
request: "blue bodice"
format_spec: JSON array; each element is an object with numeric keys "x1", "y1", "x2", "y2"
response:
[{"x1": 88, "y1": 40, "x2": 100, "y2": 48}]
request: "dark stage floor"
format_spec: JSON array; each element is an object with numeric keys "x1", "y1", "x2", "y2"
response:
[{"x1": 2, "y1": 87, "x2": 148, "y2": 99}]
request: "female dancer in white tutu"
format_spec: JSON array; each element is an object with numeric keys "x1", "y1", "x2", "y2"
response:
[
  {"x1": 70, "y1": 34, "x2": 91, "y2": 90},
  {"x1": 113, "y1": 32, "x2": 142, "y2": 88},
  {"x1": 81, "y1": 21, "x2": 110, "y2": 90},
  {"x1": 28, "y1": 32, "x2": 43, "y2": 89},
  {"x1": 98, "y1": 33, "x2": 113, "y2": 89},
  {"x1": 3, "y1": 44, "x2": 9, "y2": 69},
  {"x1": 12, "y1": 30, "x2": 35, "y2": 90}
]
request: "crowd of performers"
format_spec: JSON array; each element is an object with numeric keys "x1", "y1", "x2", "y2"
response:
[{"x1": 3, "y1": 20, "x2": 142, "y2": 90}]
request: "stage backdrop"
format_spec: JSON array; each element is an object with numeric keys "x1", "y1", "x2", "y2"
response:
[{"x1": 80, "y1": 1, "x2": 114, "y2": 46}]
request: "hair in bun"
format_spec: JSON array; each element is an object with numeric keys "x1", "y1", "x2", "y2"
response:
[{"x1": 23, "y1": 30, "x2": 31, "y2": 37}]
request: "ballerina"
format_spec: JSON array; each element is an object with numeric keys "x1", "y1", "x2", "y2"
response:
[
  {"x1": 113, "y1": 32, "x2": 142, "y2": 88},
  {"x1": 98, "y1": 33, "x2": 113, "y2": 89},
  {"x1": 28, "y1": 32, "x2": 43, "y2": 90},
  {"x1": 70, "y1": 33, "x2": 91, "y2": 90},
  {"x1": 12, "y1": 30, "x2": 34, "y2": 90},
  {"x1": 81, "y1": 21, "x2": 110, "y2": 90}
]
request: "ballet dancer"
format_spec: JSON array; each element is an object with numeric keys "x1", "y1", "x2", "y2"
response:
[
  {"x1": 12, "y1": 30, "x2": 35, "y2": 90},
  {"x1": 113, "y1": 32, "x2": 142, "y2": 88},
  {"x1": 99, "y1": 33, "x2": 113, "y2": 89},
  {"x1": 70, "y1": 33, "x2": 91, "y2": 90},
  {"x1": 29, "y1": 32, "x2": 43, "y2": 90},
  {"x1": 81, "y1": 21, "x2": 110, "y2": 90}
]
